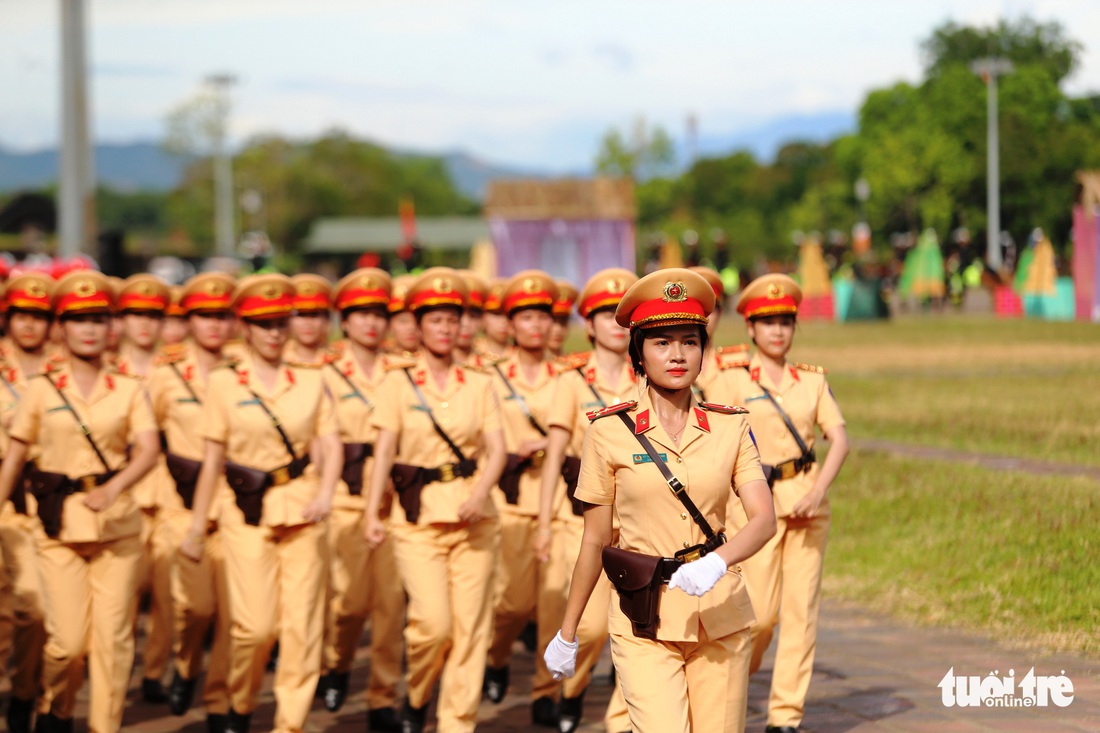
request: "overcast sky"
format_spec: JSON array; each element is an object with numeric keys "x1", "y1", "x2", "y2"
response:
[{"x1": 1, "y1": 0, "x2": 1098, "y2": 171}]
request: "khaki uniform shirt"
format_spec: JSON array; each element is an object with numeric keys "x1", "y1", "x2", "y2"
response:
[
  {"x1": 114, "y1": 344, "x2": 175, "y2": 510},
  {"x1": 322, "y1": 350, "x2": 410, "y2": 511},
  {"x1": 548, "y1": 354, "x2": 638, "y2": 524},
  {"x1": 573, "y1": 390, "x2": 765, "y2": 642},
  {"x1": 0, "y1": 347, "x2": 48, "y2": 518},
  {"x1": 708, "y1": 353, "x2": 845, "y2": 518},
  {"x1": 147, "y1": 342, "x2": 225, "y2": 517},
  {"x1": 9, "y1": 362, "x2": 155, "y2": 543},
  {"x1": 201, "y1": 354, "x2": 337, "y2": 528},
  {"x1": 490, "y1": 353, "x2": 563, "y2": 517},
  {"x1": 370, "y1": 355, "x2": 500, "y2": 526}
]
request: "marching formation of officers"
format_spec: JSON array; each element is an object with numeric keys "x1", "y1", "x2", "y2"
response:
[{"x1": 0, "y1": 260, "x2": 847, "y2": 733}]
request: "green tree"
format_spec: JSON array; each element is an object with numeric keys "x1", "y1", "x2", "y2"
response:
[{"x1": 594, "y1": 117, "x2": 676, "y2": 180}]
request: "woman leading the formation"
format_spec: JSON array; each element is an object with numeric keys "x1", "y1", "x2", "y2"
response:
[
  {"x1": 0, "y1": 270, "x2": 161, "y2": 733},
  {"x1": 545, "y1": 268, "x2": 776, "y2": 733},
  {"x1": 708, "y1": 273, "x2": 849, "y2": 733},
  {"x1": 364, "y1": 267, "x2": 507, "y2": 733}
]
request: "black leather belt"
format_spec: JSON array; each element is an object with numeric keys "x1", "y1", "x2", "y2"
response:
[
  {"x1": 420, "y1": 458, "x2": 477, "y2": 485},
  {"x1": 658, "y1": 532, "x2": 727, "y2": 583},
  {"x1": 773, "y1": 452, "x2": 816, "y2": 481}
]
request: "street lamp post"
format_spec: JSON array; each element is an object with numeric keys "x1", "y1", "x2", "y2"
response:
[
  {"x1": 205, "y1": 73, "x2": 237, "y2": 258},
  {"x1": 59, "y1": 0, "x2": 96, "y2": 258},
  {"x1": 970, "y1": 57, "x2": 1014, "y2": 272}
]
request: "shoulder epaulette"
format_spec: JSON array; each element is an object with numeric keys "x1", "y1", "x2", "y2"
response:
[
  {"x1": 383, "y1": 356, "x2": 417, "y2": 372},
  {"x1": 43, "y1": 355, "x2": 66, "y2": 374},
  {"x1": 154, "y1": 343, "x2": 188, "y2": 366},
  {"x1": 555, "y1": 351, "x2": 591, "y2": 371},
  {"x1": 794, "y1": 362, "x2": 827, "y2": 375},
  {"x1": 698, "y1": 402, "x2": 749, "y2": 415},
  {"x1": 108, "y1": 367, "x2": 142, "y2": 379},
  {"x1": 285, "y1": 360, "x2": 321, "y2": 370},
  {"x1": 212, "y1": 355, "x2": 242, "y2": 372},
  {"x1": 586, "y1": 400, "x2": 637, "y2": 422},
  {"x1": 716, "y1": 344, "x2": 750, "y2": 355}
]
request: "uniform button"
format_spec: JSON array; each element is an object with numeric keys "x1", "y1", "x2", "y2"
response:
[
  {"x1": 441, "y1": 401, "x2": 449, "y2": 408},
  {"x1": 676, "y1": 457, "x2": 683, "y2": 464},
  {"x1": 683, "y1": 541, "x2": 690, "y2": 548},
  {"x1": 680, "y1": 512, "x2": 688, "y2": 520}
]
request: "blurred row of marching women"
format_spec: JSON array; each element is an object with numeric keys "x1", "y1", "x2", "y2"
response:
[{"x1": 0, "y1": 259, "x2": 847, "y2": 733}]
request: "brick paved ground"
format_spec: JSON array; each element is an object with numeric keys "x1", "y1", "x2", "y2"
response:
[{"x1": 3, "y1": 600, "x2": 1096, "y2": 732}]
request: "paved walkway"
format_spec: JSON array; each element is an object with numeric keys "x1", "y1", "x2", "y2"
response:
[{"x1": 8, "y1": 599, "x2": 1095, "y2": 732}]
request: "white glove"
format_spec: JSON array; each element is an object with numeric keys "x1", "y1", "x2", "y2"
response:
[
  {"x1": 668, "y1": 552, "x2": 727, "y2": 597},
  {"x1": 543, "y1": 630, "x2": 579, "y2": 680}
]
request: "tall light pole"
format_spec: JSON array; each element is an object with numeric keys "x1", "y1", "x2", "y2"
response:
[
  {"x1": 59, "y1": 0, "x2": 96, "y2": 257},
  {"x1": 970, "y1": 57, "x2": 1013, "y2": 271},
  {"x1": 205, "y1": 73, "x2": 237, "y2": 258}
]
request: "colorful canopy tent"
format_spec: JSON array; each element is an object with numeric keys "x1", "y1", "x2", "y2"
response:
[
  {"x1": 1015, "y1": 230, "x2": 1074, "y2": 320},
  {"x1": 1073, "y1": 172, "x2": 1100, "y2": 321},
  {"x1": 484, "y1": 178, "x2": 635, "y2": 284},
  {"x1": 897, "y1": 228, "x2": 945, "y2": 300},
  {"x1": 795, "y1": 234, "x2": 833, "y2": 320}
]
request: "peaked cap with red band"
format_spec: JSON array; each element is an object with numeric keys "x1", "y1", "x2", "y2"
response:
[
  {"x1": 483, "y1": 278, "x2": 506, "y2": 314},
  {"x1": 181, "y1": 273, "x2": 235, "y2": 314},
  {"x1": 117, "y1": 273, "x2": 171, "y2": 313},
  {"x1": 578, "y1": 268, "x2": 638, "y2": 318},
  {"x1": 689, "y1": 266, "x2": 725, "y2": 300},
  {"x1": 335, "y1": 268, "x2": 391, "y2": 312},
  {"x1": 406, "y1": 267, "x2": 467, "y2": 313},
  {"x1": 457, "y1": 270, "x2": 488, "y2": 311},
  {"x1": 388, "y1": 274, "x2": 416, "y2": 313},
  {"x1": 552, "y1": 280, "x2": 578, "y2": 317},
  {"x1": 53, "y1": 270, "x2": 113, "y2": 316},
  {"x1": 232, "y1": 273, "x2": 295, "y2": 321},
  {"x1": 502, "y1": 270, "x2": 558, "y2": 316},
  {"x1": 5, "y1": 272, "x2": 56, "y2": 313},
  {"x1": 290, "y1": 274, "x2": 333, "y2": 312},
  {"x1": 736, "y1": 273, "x2": 802, "y2": 320},
  {"x1": 166, "y1": 286, "x2": 186, "y2": 317},
  {"x1": 614, "y1": 268, "x2": 715, "y2": 330}
]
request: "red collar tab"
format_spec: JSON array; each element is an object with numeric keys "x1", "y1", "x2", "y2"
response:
[
  {"x1": 750, "y1": 366, "x2": 761, "y2": 382},
  {"x1": 634, "y1": 409, "x2": 651, "y2": 433},
  {"x1": 789, "y1": 365, "x2": 800, "y2": 382},
  {"x1": 585, "y1": 367, "x2": 596, "y2": 385},
  {"x1": 693, "y1": 407, "x2": 710, "y2": 432},
  {"x1": 414, "y1": 369, "x2": 427, "y2": 386}
]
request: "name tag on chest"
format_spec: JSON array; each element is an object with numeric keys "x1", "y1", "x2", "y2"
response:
[{"x1": 633, "y1": 453, "x2": 668, "y2": 464}]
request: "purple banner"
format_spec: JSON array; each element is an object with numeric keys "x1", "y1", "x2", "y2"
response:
[{"x1": 488, "y1": 218, "x2": 636, "y2": 285}]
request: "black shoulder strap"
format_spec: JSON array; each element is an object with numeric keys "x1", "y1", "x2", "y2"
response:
[
  {"x1": 403, "y1": 368, "x2": 468, "y2": 463},
  {"x1": 614, "y1": 411, "x2": 718, "y2": 542},
  {"x1": 327, "y1": 361, "x2": 372, "y2": 408},
  {"x1": 229, "y1": 364, "x2": 300, "y2": 463},
  {"x1": 46, "y1": 374, "x2": 115, "y2": 473},
  {"x1": 492, "y1": 363, "x2": 548, "y2": 437},
  {"x1": 169, "y1": 362, "x2": 202, "y2": 406},
  {"x1": 756, "y1": 384, "x2": 811, "y2": 456},
  {"x1": 0, "y1": 370, "x2": 19, "y2": 403}
]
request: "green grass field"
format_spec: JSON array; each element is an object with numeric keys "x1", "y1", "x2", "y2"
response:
[{"x1": 708, "y1": 314, "x2": 1100, "y2": 654}]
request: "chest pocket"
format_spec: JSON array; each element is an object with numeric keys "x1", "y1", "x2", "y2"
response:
[
  {"x1": 231, "y1": 393, "x2": 315, "y2": 458},
  {"x1": 43, "y1": 401, "x2": 128, "y2": 467}
]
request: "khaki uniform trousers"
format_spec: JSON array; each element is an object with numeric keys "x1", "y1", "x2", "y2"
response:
[
  {"x1": 0, "y1": 511, "x2": 47, "y2": 701},
  {"x1": 610, "y1": 625, "x2": 751, "y2": 733},
  {"x1": 35, "y1": 530, "x2": 142, "y2": 733},
  {"x1": 220, "y1": 511, "x2": 328, "y2": 733},
  {"x1": 165, "y1": 508, "x2": 232, "y2": 714},
  {"x1": 487, "y1": 510, "x2": 565, "y2": 701},
  {"x1": 738, "y1": 511, "x2": 830, "y2": 728},
  {"x1": 392, "y1": 517, "x2": 499, "y2": 733},
  {"x1": 322, "y1": 504, "x2": 406, "y2": 709},
  {"x1": 558, "y1": 519, "x2": 630, "y2": 732},
  {"x1": 137, "y1": 506, "x2": 175, "y2": 683}
]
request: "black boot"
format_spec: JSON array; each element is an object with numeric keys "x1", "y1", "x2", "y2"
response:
[
  {"x1": 168, "y1": 671, "x2": 198, "y2": 715},
  {"x1": 368, "y1": 706, "x2": 403, "y2": 732},
  {"x1": 323, "y1": 670, "x2": 350, "y2": 712},
  {"x1": 226, "y1": 709, "x2": 252, "y2": 733},
  {"x1": 520, "y1": 620, "x2": 538, "y2": 652},
  {"x1": 6, "y1": 697, "x2": 34, "y2": 733},
  {"x1": 558, "y1": 690, "x2": 585, "y2": 733},
  {"x1": 532, "y1": 696, "x2": 560, "y2": 728},
  {"x1": 266, "y1": 641, "x2": 279, "y2": 672},
  {"x1": 399, "y1": 698, "x2": 428, "y2": 733},
  {"x1": 207, "y1": 713, "x2": 229, "y2": 733},
  {"x1": 764, "y1": 727, "x2": 800, "y2": 733},
  {"x1": 33, "y1": 714, "x2": 73, "y2": 733},
  {"x1": 483, "y1": 665, "x2": 509, "y2": 703},
  {"x1": 142, "y1": 677, "x2": 169, "y2": 703}
]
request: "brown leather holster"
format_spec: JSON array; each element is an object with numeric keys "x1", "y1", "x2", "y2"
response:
[
  {"x1": 26, "y1": 466, "x2": 115, "y2": 539},
  {"x1": 560, "y1": 455, "x2": 583, "y2": 516},
  {"x1": 341, "y1": 442, "x2": 373, "y2": 496},
  {"x1": 601, "y1": 545, "x2": 676, "y2": 641},
  {"x1": 165, "y1": 453, "x2": 202, "y2": 509},
  {"x1": 225, "y1": 455, "x2": 311, "y2": 526}
]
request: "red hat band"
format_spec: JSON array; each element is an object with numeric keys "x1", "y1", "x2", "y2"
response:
[
  {"x1": 292, "y1": 293, "x2": 331, "y2": 312},
  {"x1": 237, "y1": 292, "x2": 293, "y2": 320},
  {"x1": 628, "y1": 296, "x2": 708, "y2": 329},
  {"x1": 742, "y1": 294, "x2": 798, "y2": 319},
  {"x1": 118, "y1": 292, "x2": 168, "y2": 312},
  {"x1": 7, "y1": 289, "x2": 52, "y2": 312},
  {"x1": 56, "y1": 290, "x2": 112, "y2": 315}
]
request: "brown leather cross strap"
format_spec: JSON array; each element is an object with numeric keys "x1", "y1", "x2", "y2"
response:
[
  {"x1": 228, "y1": 364, "x2": 304, "y2": 468},
  {"x1": 402, "y1": 368, "x2": 469, "y2": 465},
  {"x1": 613, "y1": 411, "x2": 720, "y2": 543},
  {"x1": 45, "y1": 375, "x2": 117, "y2": 475}
]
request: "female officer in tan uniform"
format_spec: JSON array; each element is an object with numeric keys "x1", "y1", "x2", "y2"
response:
[
  {"x1": 709, "y1": 274, "x2": 849, "y2": 733},
  {"x1": 0, "y1": 270, "x2": 162, "y2": 733},
  {"x1": 0, "y1": 273, "x2": 55, "y2": 733},
  {"x1": 537, "y1": 267, "x2": 637, "y2": 733},
  {"x1": 482, "y1": 270, "x2": 563, "y2": 726},
  {"x1": 147, "y1": 272, "x2": 236, "y2": 731},
  {"x1": 316, "y1": 269, "x2": 406, "y2": 731},
  {"x1": 545, "y1": 268, "x2": 776, "y2": 733},
  {"x1": 181, "y1": 273, "x2": 343, "y2": 733},
  {"x1": 364, "y1": 267, "x2": 507, "y2": 733}
]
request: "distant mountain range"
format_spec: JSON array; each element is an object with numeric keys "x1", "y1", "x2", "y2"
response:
[{"x1": 0, "y1": 110, "x2": 856, "y2": 199}]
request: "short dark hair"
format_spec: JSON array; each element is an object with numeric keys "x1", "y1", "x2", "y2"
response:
[
  {"x1": 507, "y1": 304, "x2": 553, "y2": 320},
  {"x1": 413, "y1": 304, "x2": 463, "y2": 326},
  {"x1": 628, "y1": 324, "x2": 709, "y2": 378}
]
